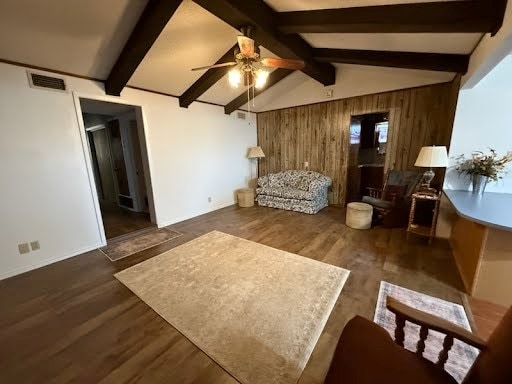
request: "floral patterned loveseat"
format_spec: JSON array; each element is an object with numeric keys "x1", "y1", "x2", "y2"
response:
[{"x1": 256, "y1": 170, "x2": 332, "y2": 214}]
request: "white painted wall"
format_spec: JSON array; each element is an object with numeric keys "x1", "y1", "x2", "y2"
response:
[
  {"x1": 0, "y1": 62, "x2": 256, "y2": 279},
  {"x1": 247, "y1": 63, "x2": 454, "y2": 112},
  {"x1": 445, "y1": 55, "x2": 512, "y2": 193}
]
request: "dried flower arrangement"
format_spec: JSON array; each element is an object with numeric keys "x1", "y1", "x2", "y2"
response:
[{"x1": 455, "y1": 149, "x2": 512, "y2": 182}]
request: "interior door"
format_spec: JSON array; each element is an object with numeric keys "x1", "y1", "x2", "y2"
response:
[
  {"x1": 108, "y1": 119, "x2": 130, "y2": 198},
  {"x1": 129, "y1": 119, "x2": 149, "y2": 212},
  {"x1": 91, "y1": 128, "x2": 117, "y2": 203}
]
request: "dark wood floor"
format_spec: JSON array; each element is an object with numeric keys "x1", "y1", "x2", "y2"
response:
[
  {"x1": 0, "y1": 205, "x2": 469, "y2": 384},
  {"x1": 100, "y1": 202, "x2": 153, "y2": 239},
  {"x1": 467, "y1": 296, "x2": 508, "y2": 341}
]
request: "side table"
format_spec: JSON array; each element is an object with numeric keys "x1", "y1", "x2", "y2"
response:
[{"x1": 407, "y1": 192, "x2": 441, "y2": 244}]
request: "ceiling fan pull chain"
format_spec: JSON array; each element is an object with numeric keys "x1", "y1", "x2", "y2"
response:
[{"x1": 247, "y1": 85, "x2": 250, "y2": 115}]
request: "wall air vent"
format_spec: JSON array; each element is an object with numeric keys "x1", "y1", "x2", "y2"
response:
[
  {"x1": 237, "y1": 112, "x2": 246, "y2": 120},
  {"x1": 27, "y1": 71, "x2": 67, "y2": 92}
]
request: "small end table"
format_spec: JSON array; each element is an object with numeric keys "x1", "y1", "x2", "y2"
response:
[{"x1": 407, "y1": 192, "x2": 441, "y2": 244}]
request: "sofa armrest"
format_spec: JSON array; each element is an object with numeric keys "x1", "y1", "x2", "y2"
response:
[
  {"x1": 257, "y1": 175, "x2": 269, "y2": 188},
  {"x1": 309, "y1": 177, "x2": 332, "y2": 193}
]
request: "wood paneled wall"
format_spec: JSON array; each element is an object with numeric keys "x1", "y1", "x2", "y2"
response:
[{"x1": 257, "y1": 78, "x2": 460, "y2": 205}]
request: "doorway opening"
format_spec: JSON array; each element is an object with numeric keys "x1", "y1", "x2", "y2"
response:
[
  {"x1": 347, "y1": 112, "x2": 389, "y2": 203},
  {"x1": 80, "y1": 98, "x2": 155, "y2": 240}
]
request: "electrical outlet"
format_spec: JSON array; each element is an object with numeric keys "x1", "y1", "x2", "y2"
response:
[
  {"x1": 325, "y1": 89, "x2": 334, "y2": 98},
  {"x1": 208, "y1": 197, "x2": 212, "y2": 203},
  {"x1": 304, "y1": 161, "x2": 309, "y2": 169},
  {"x1": 30, "y1": 241, "x2": 40, "y2": 251},
  {"x1": 18, "y1": 243, "x2": 30, "y2": 254}
]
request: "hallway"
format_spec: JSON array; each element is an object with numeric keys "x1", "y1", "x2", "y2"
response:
[{"x1": 100, "y1": 202, "x2": 153, "y2": 239}]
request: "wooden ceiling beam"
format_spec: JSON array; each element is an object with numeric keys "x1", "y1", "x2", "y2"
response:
[
  {"x1": 179, "y1": 45, "x2": 237, "y2": 108},
  {"x1": 192, "y1": 0, "x2": 336, "y2": 86},
  {"x1": 105, "y1": 0, "x2": 183, "y2": 96},
  {"x1": 224, "y1": 68, "x2": 293, "y2": 115},
  {"x1": 313, "y1": 48, "x2": 470, "y2": 73},
  {"x1": 277, "y1": 0, "x2": 508, "y2": 35}
]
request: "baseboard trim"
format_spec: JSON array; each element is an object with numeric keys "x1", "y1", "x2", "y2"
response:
[
  {"x1": 0, "y1": 242, "x2": 105, "y2": 281},
  {"x1": 1, "y1": 202, "x2": 238, "y2": 280},
  {"x1": 157, "y1": 201, "x2": 236, "y2": 228}
]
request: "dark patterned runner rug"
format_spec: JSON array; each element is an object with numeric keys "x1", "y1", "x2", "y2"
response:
[
  {"x1": 100, "y1": 227, "x2": 182, "y2": 261},
  {"x1": 374, "y1": 281, "x2": 478, "y2": 383}
]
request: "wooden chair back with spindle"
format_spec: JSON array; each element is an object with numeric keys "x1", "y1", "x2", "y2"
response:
[{"x1": 387, "y1": 297, "x2": 512, "y2": 383}]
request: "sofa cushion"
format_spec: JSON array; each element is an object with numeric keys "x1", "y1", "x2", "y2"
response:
[
  {"x1": 258, "y1": 170, "x2": 331, "y2": 191},
  {"x1": 268, "y1": 173, "x2": 286, "y2": 188},
  {"x1": 362, "y1": 195, "x2": 394, "y2": 210},
  {"x1": 257, "y1": 186, "x2": 315, "y2": 201}
]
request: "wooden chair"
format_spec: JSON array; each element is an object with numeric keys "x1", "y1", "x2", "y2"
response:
[
  {"x1": 362, "y1": 169, "x2": 422, "y2": 227},
  {"x1": 325, "y1": 297, "x2": 512, "y2": 384}
]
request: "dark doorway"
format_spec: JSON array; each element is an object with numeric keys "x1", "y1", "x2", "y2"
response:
[
  {"x1": 347, "y1": 112, "x2": 389, "y2": 204},
  {"x1": 80, "y1": 99, "x2": 154, "y2": 239}
]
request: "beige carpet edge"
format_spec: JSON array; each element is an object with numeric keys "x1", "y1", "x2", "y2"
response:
[
  {"x1": 114, "y1": 231, "x2": 351, "y2": 384},
  {"x1": 295, "y1": 270, "x2": 350, "y2": 381},
  {"x1": 114, "y1": 270, "x2": 349, "y2": 384},
  {"x1": 116, "y1": 230, "x2": 350, "y2": 275},
  {"x1": 114, "y1": 271, "x2": 247, "y2": 384}
]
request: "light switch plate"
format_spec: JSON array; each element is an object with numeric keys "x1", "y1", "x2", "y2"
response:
[
  {"x1": 18, "y1": 243, "x2": 30, "y2": 254},
  {"x1": 30, "y1": 241, "x2": 40, "y2": 251}
]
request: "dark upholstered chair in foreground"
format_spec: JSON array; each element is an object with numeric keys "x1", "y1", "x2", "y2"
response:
[{"x1": 325, "y1": 297, "x2": 512, "y2": 384}]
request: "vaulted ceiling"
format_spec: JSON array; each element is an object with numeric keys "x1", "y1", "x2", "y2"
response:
[{"x1": 0, "y1": 0, "x2": 508, "y2": 112}]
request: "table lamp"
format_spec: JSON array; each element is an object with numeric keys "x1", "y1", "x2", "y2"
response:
[{"x1": 414, "y1": 145, "x2": 448, "y2": 191}]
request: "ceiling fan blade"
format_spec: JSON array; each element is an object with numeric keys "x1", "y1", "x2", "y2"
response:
[
  {"x1": 261, "y1": 57, "x2": 305, "y2": 70},
  {"x1": 191, "y1": 62, "x2": 237, "y2": 71},
  {"x1": 237, "y1": 35, "x2": 255, "y2": 57}
]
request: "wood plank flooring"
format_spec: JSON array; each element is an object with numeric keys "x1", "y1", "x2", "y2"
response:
[
  {"x1": 467, "y1": 296, "x2": 508, "y2": 341},
  {"x1": 100, "y1": 202, "x2": 153, "y2": 239},
  {"x1": 0, "y1": 205, "x2": 467, "y2": 384}
]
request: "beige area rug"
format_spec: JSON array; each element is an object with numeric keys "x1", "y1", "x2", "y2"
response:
[
  {"x1": 115, "y1": 231, "x2": 350, "y2": 384},
  {"x1": 101, "y1": 227, "x2": 182, "y2": 261},
  {"x1": 374, "y1": 282, "x2": 479, "y2": 383}
]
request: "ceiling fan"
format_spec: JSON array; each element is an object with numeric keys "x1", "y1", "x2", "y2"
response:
[{"x1": 191, "y1": 26, "x2": 305, "y2": 89}]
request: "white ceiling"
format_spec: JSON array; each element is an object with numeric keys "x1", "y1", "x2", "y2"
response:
[
  {"x1": 243, "y1": 63, "x2": 455, "y2": 112},
  {"x1": 0, "y1": 0, "x2": 485, "y2": 110},
  {"x1": 129, "y1": 0, "x2": 240, "y2": 96},
  {"x1": 303, "y1": 33, "x2": 481, "y2": 54},
  {"x1": 0, "y1": 0, "x2": 146, "y2": 79}
]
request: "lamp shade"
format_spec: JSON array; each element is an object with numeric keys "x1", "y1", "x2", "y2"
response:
[
  {"x1": 414, "y1": 146, "x2": 448, "y2": 168},
  {"x1": 247, "y1": 146, "x2": 265, "y2": 159}
]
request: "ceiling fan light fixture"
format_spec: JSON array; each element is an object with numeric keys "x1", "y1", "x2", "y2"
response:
[
  {"x1": 255, "y1": 69, "x2": 269, "y2": 89},
  {"x1": 228, "y1": 68, "x2": 241, "y2": 88}
]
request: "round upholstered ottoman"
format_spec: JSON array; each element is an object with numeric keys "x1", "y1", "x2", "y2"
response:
[
  {"x1": 238, "y1": 188, "x2": 255, "y2": 207},
  {"x1": 346, "y1": 202, "x2": 373, "y2": 229}
]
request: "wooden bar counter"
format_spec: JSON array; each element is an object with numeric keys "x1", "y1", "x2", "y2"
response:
[{"x1": 444, "y1": 190, "x2": 512, "y2": 307}]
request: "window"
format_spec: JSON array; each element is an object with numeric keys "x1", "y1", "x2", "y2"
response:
[{"x1": 376, "y1": 122, "x2": 388, "y2": 143}]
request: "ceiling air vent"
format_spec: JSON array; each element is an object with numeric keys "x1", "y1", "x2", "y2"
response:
[{"x1": 27, "y1": 71, "x2": 67, "y2": 92}]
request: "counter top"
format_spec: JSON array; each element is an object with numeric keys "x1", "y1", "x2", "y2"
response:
[{"x1": 444, "y1": 189, "x2": 512, "y2": 232}]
